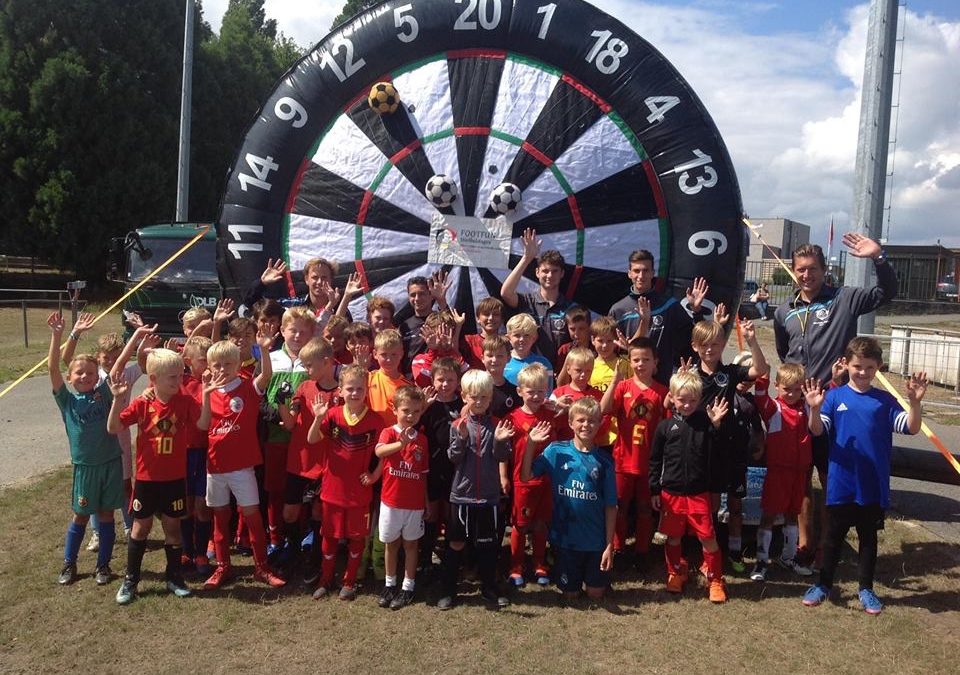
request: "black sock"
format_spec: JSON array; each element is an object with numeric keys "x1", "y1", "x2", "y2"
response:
[
  {"x1": 442, "y1": 545, "x2": 463, "y2": 597},
  {"x1": 126, "y1": 538, "x2": 148, "y2": 584},
  {"x1": 164, "y1": 544, "x2": 183, "y2": 582},
  {"x1": 195, "y1": 519, "x2": 212, "y2": 558},
  {"x1": 283, "y1": 520, "x2": 301, "y2": 556},
  {"x1": 180, "y1": 517, "x2": 196, "y2": 558},
  {"x1": 476, "y1": 544, "x2": 498, "y2": 591}
]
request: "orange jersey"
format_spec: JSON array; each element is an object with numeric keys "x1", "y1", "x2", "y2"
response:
[{"x1": 367, "y1": 369, "x2": 412, "y2": 427}]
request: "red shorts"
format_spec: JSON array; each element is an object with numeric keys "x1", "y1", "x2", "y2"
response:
[
  {"x1": 263, "y1": 441, "x2": 288, "y2": 494},
  {"x1": 616, "y1": 472, "x2": 651, "y2": 508},
  {"x1": 512, "y1": 482, "x2": 553, "y2": 528},
  {"x1": 761, "y1": 466, "x2": 808, "y2": 516},
  {"x1": 659, "y1": 491, "x2": 715, "y2": 540},
  {"x1": 321, "y1": 501, "x2": 371, "y2": 540}
]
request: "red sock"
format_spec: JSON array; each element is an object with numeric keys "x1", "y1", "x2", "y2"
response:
[
  {"x1": 509, "y1": 528, "x2": 525, "y2": 575},
  {"x1": 321, "y1": 536, "x2": 338, "y2": 587},
  {"x1": 703, "y1": 547, "x2": 723, "y2": 581},
  {"x1": 236, "y1": 510, "x2": 249, "y2": 547},
  {"x1": 244, "y1": 511, "x2": 269, "y2": 567},
  {"x1": 267, "y1": 493, "x2": 284, "y2": 546},
  {"x1": 635, "y1": 511, "x2": 653, "y2": 554},
  {"x1": 212, "y1": 509, "x2": 232, "y2": 568},
  {"x1": 664, "y1": 543, "x2": 682, "y2": 576},
  {"x1": 532, "y1": 530, "x2": 548, "y2": 571},
  {"x1": 343, "y1": 539, "x2": 365, "y2": 587}
]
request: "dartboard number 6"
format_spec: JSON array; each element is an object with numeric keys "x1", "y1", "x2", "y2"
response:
[
  {"x1": 669, "y1": 148, "x2": 718, "y2": 195},
  {"x1": 586, "y1": 30, "x2": 628, "y2": 75},
  {"x1": 688, "y1": 231, "x2": 728, "y2": 257},
  {"x1": 455, "y1": 0, "x2": 502, "y2": 30},
  {"x1": 394, "y1": 4, "x2": 418, "y2": 43},
  {"x1": 237, "y1": 153, "x2": 278, "y2": 192},
  {"x1": 320, "y1": 37, "x2": 366, "y2": 82}
]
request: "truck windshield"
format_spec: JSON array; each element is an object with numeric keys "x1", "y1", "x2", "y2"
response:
[{"x1": 127, "y1": 238, "x2": 217, "y2": 283}]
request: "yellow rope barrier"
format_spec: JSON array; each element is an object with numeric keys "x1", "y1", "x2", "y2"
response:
[{"x1": 0, "y1": 225, "x2": 211, "y2": 400}]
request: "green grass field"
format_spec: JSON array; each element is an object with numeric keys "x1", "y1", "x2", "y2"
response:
[{"x1": 2, "y1": 470, "x2": 959, "y2": 674}]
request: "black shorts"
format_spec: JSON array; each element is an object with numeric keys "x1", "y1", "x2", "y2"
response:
[
  {"x1": 130, "y1": 479, "x2": 187, "y2": 519},
  {"x1": 811, "y1": 433, "x2": 829, "y2": 477},
  {"x1": 555, "y1": 547, "x2": 610, "y2": 592},
  {"x1": 446, "y1": 503, "x2": 499, "y2": 546},
  {"x1": 284, "y1": 473, "x2": 321, "y2": 506},
  {"x1": 427, "y1": 472, "x2": 453, "y2": 503}
]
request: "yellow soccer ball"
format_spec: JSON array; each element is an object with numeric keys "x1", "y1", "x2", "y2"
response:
[{"x1": 368, "y1": 81, "x2": 400, "y2": 115}]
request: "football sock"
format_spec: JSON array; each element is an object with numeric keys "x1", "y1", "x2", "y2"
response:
[
  {"x1": 703, "y1": 547, "x2": 723, "y2": 581},
  {"x1": 212, "y1": 509, "x2": 233, "y2": 568},
  {"x1": 195, "y1": 519, "x2": 212, "y2": 559},
  {"x1": 664, "y1": 542, "x2": 683, "y2": 575},
  {"x1": 441, "y1": 545, "x2": 463, "y2": 596},
  {"x1": 320, "y1": 536, "x2": 338, "y2": 587},
  {"x1": 728, "y1": 535, "x2": 742, "y2": 555},
  {"x1": 267, "y1": 494, "x2": 284, "y2": 546},
  {"x1": 636, "y1": 511, "x2": 653, "y2": 554},
  {"x1": 64, "y1": 521, "x2": 87, "y2": 564},
  {"x1": 283, "y1": 520, "x2": 301, "y2": 554},
  {"x1": 422, "y1": 522, "x2": 438, "y2": 566},
  {"x1": 532, "y1": 530, "x2": 548, "y2": 571},
  {"x1": 96, "y1": 519, "x2": 116, "y2": 569},
  {"x1": 385, "y1": 575, "x2": 397, "y2": 588},
  {"x1": 343, "y1": 539, "x2": 365, "y2": 587},
  {"x1": 475, "y1": 543, "x2": 498, "y2": 590},
  {"x1": 181, "y1": 517, "x2": 196, "y2": 558},
  {"x1": 245, "y1": 511, "x2": 269, "y2": 567},
  {"x1": 509, "y1": 528, "x2": 525, "y2": 574},
  {"x1": 164, "y1": 544, "x2": 183, "y2": 581},
  {"x1": 756, "y1": 528, "x2": 772, "y2": 563},
  {"x1": 126, "y1": 537, "x2": 147, "y2": 584},
  {"x1": 782, "y1": 525, "x2": 799, "y2": 562},
  {"x1": 401, "y1": 576, "x2": 415, "y2": 592}
]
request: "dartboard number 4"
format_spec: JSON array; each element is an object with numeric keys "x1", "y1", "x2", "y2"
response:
[
  {"x1": 455, "y1": 0, "x2": 502, "y2": 30},
  {"x1": 320, "y1": 38, "x2": 366, "y2": 82},
  {"x1": 586, "y1": 30, "x2": 628, "y2": 74},
  {"x1": 237, "y1": 154, "x2": 278, "y2": 192},
  {"x1": 394, "y1": 4, "x2": 418, "y2": 42},
  {"x1": 688, "y1": 231, "x2": 728, "y2": 257},
  {"x1": 536, "y1": 4, "x2": 557, "y2": 40},
  {"x1": 670, "y1": 149, "x2": 718, "y2": 195},
  {"x1": 274, "y1": 97, "x2": 307, "y2": 128},
  {"x1": 645, "y1": 96, "x2": 680, "y2": 124}
]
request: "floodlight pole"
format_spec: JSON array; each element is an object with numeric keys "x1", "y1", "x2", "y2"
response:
[
  {"x1": 847, "y1": 0, "x2": 899, "y2": 335},
  {"x1": 176, "y1": 0, "x2": 195, "y2": 222}
]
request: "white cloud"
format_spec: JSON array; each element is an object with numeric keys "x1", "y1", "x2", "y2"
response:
[{"x1": 201, "y1": 0, "x2": 338, "y2": 48}]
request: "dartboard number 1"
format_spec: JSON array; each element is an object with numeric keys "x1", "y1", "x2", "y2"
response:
[
  {"x1": 455, "y1": 0, "x2": 502, "y2": 30},
  {"x1": 586, "y1": 30, "x2": 628, "y2": 74},
  {"x1": 536, "y1": 4, "x2": 557, "y2": 40},
  {"x1": 238, "y1": 153, "x2": 278, "y2": 192},
  {"x1": 320, "y1": 38, "x2": 366, "y2": 82}
]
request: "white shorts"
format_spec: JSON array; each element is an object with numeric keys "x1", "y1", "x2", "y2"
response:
[
  {"x1": 206, "y1": 468, "x2": 260, "y2": 508},
  {"x1": 378, "y1": 504, "x2": 425, "y2": 543}
]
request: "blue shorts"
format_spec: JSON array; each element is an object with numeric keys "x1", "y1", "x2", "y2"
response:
[
  {"x1": 555, "y1": 547, "x2": 610, "y2": 592},
  {"x1": 186, "y1": 448, "x2": 207, "y2": 498}
]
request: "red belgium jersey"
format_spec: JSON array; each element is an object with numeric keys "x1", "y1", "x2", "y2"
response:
[
  {"x1": 319, "y1": 406, "x2": 385, "y2": 508},
  {"x1": 551, "y1": 384, "x2": 608, "y2": 441},
  {"x1": 206, "y1": 377, "x2": 264, "y2": 474},
  {"x1": 286, "y1": 380, "x2": 341, "y2": 479},
  {"x1": 378, "y1": 426, "x2": 429, "y2": 509},
  {"x1": 507, "y1": 407, "x2": 561, "y2": 487},
  {"x1": 612, "y1": 378, "x2": 668, "y2": 475},
  {"x1": 120, "y1": 392, "x2": 200, "y2": 481}
]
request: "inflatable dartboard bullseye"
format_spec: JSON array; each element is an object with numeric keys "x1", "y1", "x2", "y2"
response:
[{"x1": 217, "y1": 0, "x2": 746, "y2": 327}]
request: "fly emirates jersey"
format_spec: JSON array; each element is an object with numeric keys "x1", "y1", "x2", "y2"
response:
[{"x1": 206, "y1": 377, "x2": 264, "y2": 474}]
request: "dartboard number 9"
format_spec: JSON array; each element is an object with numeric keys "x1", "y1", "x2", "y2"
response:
[{"x1": 219, "y1": 0, "x2": 745, "y2": 324}]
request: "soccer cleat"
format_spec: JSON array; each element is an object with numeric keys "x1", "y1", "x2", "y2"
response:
[
  {"x1": 480, "y1": 586, "x2": 510, "y2": 609},
  {"x1": 194, "y1": 555, "x2": 212, "y2": 577},
  {"x1": 203, "y1": 564, "x2": 233, "y2": 590},
  {"x1": 116, "y1": 576, "x2": 138, "y2": 605},
  {"x1": 166, "y1": 578, "x2": 192, "y2": 598},
  {"x1": 750, "y1": 561, "x2": 768, "y2": 582},
  {"x1": 777, "y1": 556, "x2": 813, "y2": 577},
  {"x1": 709, "y1": 579, "x2": 728, "y2": 603},
  {"x1": 378, "y1": 585, "x2": 397, "y2": 608},
  {"x1": 86, "y1": 531, "x2": 100, "y2": 552},
  {"x1": 666, "y1": 572, "x2": 687, "y2": 594},
  {"x1": 312, "y1": 585, "x2": 330, "y2": 600},
  {"x1": 58, "y1": 562, "x2": 78, "y2": 586},
  {"x1": 508, "y1": 573, "x2": 525, "y2": 588},
  {"x1": 534, "y1": 567, "x2": 550, "y2": 586},
  {"x1": 338, "y1": 585, "x2": 357, "y2": 601},
  {"x1": 437, "y1": 595, "x2": 456, "y2": 611},
  {"x1": 802, "y1": 584, "x2": 829, "y2": 607},
  {"x1": 859, "y1": 589, "x2": 883, "y2": 615},
  {"x1": 728, "y1": 550, "x2": 745, "y2": 574},
  {"x1": 254, "y1": 564, "x2": 287, "y2": 588},
  {"x1": 95, "y1": 565, "x2": 113, "y2": 586},
  {"x1": 390, "y1": 589, "x2": 414, "y2": 610}
]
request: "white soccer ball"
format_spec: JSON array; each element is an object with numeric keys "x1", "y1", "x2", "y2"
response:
[
  {"x1": 424, "y1": 174, "x2": 458, "y2": 208},
  {"x1": 490, "y1": 182, "x2": 522, "y2": 214}
]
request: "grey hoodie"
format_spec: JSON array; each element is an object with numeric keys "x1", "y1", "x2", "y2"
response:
[{"x1": 447, "y1": 413, "x2": 511, "y2": 505}]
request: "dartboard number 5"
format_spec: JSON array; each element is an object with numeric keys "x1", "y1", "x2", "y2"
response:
[
  {"x1": 586, "y1": 30, "x2": 628, "y2": 75},
  {"x1": 320, "y1": 38, "x2": 366, "y2": 82},
  {"x1": 238, "y1": 154, "x2": 278, "y2": 192},
  {"x1": 394, "y1": 4, "x2": 419, "y2": 43},
  {"x1": 454, "y1": 0, "x2": 502, "y2": 31},
  {"x1": 670, "y1": 149, "x2": 718, "y2": 195},
  {"x1": 688, "y1": 231, "x2": 728, "y2": 256}
]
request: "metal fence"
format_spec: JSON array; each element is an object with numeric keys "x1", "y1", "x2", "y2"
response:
[{"x1": 0, "y1": 287, "x2": 87, "y2": 347}]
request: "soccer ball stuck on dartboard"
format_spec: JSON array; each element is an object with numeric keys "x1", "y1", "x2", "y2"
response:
[
  {"x1": 490, "y1": 182, "x2": 522, "y2": 214},
  {"x1": 425, "y1": 174, "x2": 459, "y2": 208},
  {"x1": 368, "y1": 81, "x2": 400, "y2": 115}
]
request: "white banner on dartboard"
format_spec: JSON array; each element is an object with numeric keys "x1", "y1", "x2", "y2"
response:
[{"x1": 428, "y1": 214, "x2": 512, "y2": 269}]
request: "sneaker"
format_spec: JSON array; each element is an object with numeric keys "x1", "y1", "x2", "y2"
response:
[
  {"x1": 534, "y1": 568, "x2": 550, "y2": 586},
  {"x1": 95, "y1": 565, "x2": 113, "y2": 586},
  {"x1": 509, "y1": 573, "x2": 526, "y2": 588},
  {"x1": 480, "y1": 586, "x2": 510, "y2": 609},
  {"x1": 802, "y1": 584, "x2": 829, "y2": 607},
  {"x1": 194, "y1": 555, "x2": 212, "y2": 577},
  {"x1": 338, "y1": 585, "x2": 357, "y2": 601},
  {"x1": 312, "y1": 585, "x2": 330, "y2": 600},
  {"x1": 116, "y1": 576, "x2": 138, "y2": 605},
  {"x1": 378, "y1": 585, "x2": 397, "y2": 608},
  {"x1": 708, "y1": 578, "x2": 727, "y2": 603},
  {"x1": 437, "y1": 595, "x2": 456, "y2": 610},
  {"x1": 777, "y1": 556, "x2": 813, "y2": 577},
  {"x1": 390, "y1": 589, "x2": 414, "y2": 610},
  {"x1": 750, "y1": 561, "x2": 768, "y2": 582},
  {"x1": 302, "y1": 566, "x2": 321, "y2": 587},
  {"x1": 203, "y1": 564, "x2": 233, "y2": 590},
  {"x1": 166, "y1": 577, "x2": 192, "y2": 598},
  {"x1": 58, "y1": 562, "x2": 78, "y2": 586},
  {"x1": 86, "y1": 531, "x2": 100, "y2": 552},
  {"x1": 729, "y1": 551, "x2": 745, "y2": 574},
  {"x1": 253, "y1": 564, "x2": 286, "y2": 588},
  {"x1": 859, "y1": 589, "x2": 883, "y2": 615},
  {"x1": 666, "y1": 573, "x2": 686, "y2": 594}
]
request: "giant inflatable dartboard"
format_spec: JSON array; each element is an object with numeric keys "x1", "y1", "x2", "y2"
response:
[{"x1": 218, "y1": 0, "x2": 746, "y2": 327}]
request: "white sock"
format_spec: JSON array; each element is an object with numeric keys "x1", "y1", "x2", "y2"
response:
[
  {"x1": 385, "y1": 575, "x2": 397, "y2": 588},
  {"x1": 756, "y1": 528, "x2": 772, "y2": 563},
  {"x1": 783, "y1": 525, "x2": 799, "y2": 562},
  {"x1": 728, "y1": 536, "x2": 742, "y2": 554},
  {"x1": 402, "y1": 576, "x2": 415, "y2": 592}
]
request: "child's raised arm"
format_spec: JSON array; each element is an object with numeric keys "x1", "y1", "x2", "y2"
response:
[
  {"x1": 106, "y1": 372, "x2": 131, "y2": 434},
  {"x1": 905, "y1": 371, "x2": 927, "y2": 434},
  {"x1": 61, "y1": 312, "x2": 95, "y2": 367},
  {"x1": 110, "y1": 325, "x2": 156, "y2": 385},
  {"x1": 599, "y1": 367, "x2": 623, "y2": 416},
  {"x1": 253, "y1": 331, "x2": 276, "y2": 393},
  {"x1": 306, "y1": 394, "x2": 330, "y2": 445},
  {"x1": 197, "y1": 370, "x2": 219, "y2": 431},
  {"x1": 47, "y1": 312, "x2": 66, "y2": 391},
  {"x1": 500, "y1": 228, "x2": 539, "y2": 308},
  {"x1": 519, "y1": 421, "x2": 550, "y2": 483},
  {"x1": 741, "y1": 320, "x2": 769, "y2": 380},
  {"x1": 803, "y1": 378, "x2": 825, "y2": 436}
]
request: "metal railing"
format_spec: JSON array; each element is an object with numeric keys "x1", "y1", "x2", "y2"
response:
[{"x1": 0, "y1": 287, "x2": 87, "y2": 347}]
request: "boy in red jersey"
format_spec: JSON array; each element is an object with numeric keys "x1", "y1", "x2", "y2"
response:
[
  {"x1": 462, "y1": 297, "x2": 504, "y2": 368},
  {"x1": 307, "y1": 364, "x2": 386, "y2": 600},
  {"x1": 277, "y1": 337, "x2": 340, "y2": 583},
  {"x1": 375, "y1": 386, "x2": 429, "y2": 610},
  {"x1": 551, "y1": 347, "x2": 605, "y2": 440},
  {"x1": 554, "y1": 305, "x2": 593, "y2": 371},
  {"x1": 750, "y1": 363, "x2": 814, "y2": 582},
  {"x1": 601, "y1": 337, "x2": 668, "y2": 568},
  {"x1": 226, "y1": 317, "x2": 259, "y2": 378},
  {"x1": 107, "y1": 348, "x2": 201, "y2": 604},
  {"x1": 411, "y1": 310, "x2": 467, "y2": 388},
  {"x1": 179, "y1": 336, "x2": 213, "y2": 576},
  {"x1": 505, "y1": 363, "x2": 560, "y2": 588},
  {"x1": 198, "y1": 339, "x2": 286, "y2": 590}
]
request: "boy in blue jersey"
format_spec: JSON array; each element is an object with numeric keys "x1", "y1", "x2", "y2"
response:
[
  {"x1": 503, "y1": 313, "x2": 554, "y2": 393},
  {"x1": 802, "y1": 337, "x2": 925, "y2": 614},
  {"x1": 47, "y1": 312, "x2": 124, "y2": 587},
  {"x1": 521, "y1": 397, "x2": 617, "y2": 601}
]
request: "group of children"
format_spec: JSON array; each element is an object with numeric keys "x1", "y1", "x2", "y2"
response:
[{"x1": 48, "y1": 251, "x2": 927, "y2": 615}]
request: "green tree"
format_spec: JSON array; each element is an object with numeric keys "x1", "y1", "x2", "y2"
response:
[{"x1": 332, "y1": 0, "x2": 379, "y2": 29}]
